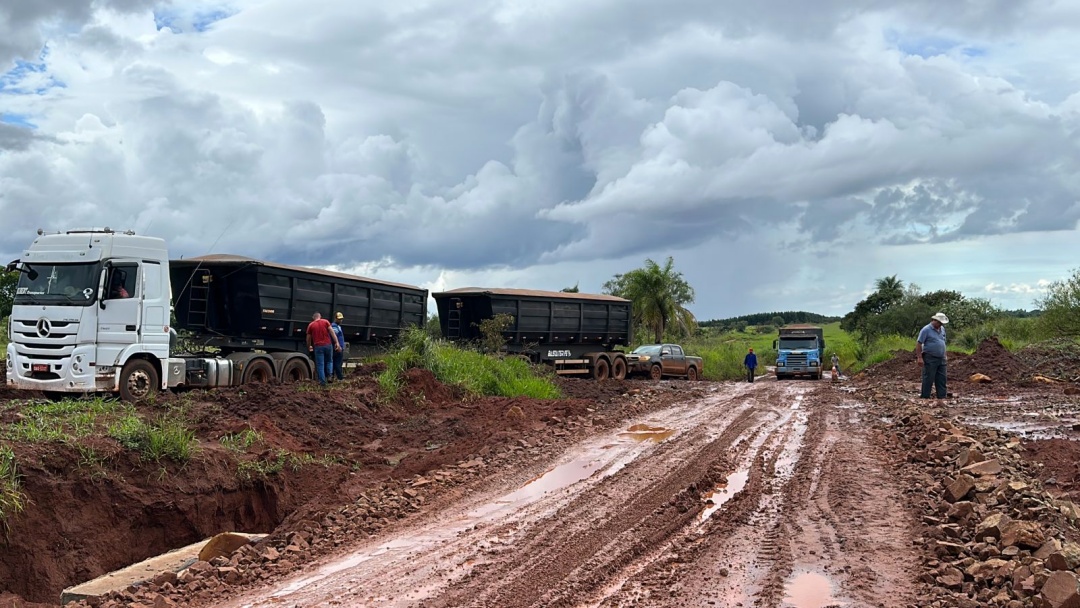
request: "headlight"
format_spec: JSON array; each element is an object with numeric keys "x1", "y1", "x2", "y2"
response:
[{"x1": 638, "y1": 355, "x2": 651, "y2": 361}]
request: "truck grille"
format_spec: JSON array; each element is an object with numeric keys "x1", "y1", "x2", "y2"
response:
[
  {"x1": 12, "y1": 319, "x2": 79, "y2": 363},
  {"x1": 786, "y1": 353, "x2": 808, "y2": 366}
]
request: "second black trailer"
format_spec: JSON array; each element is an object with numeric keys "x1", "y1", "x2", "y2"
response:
[{"x1": 432, "y1": 287, "x2": 632, "y2": 379}]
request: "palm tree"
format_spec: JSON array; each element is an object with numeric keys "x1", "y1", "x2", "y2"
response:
[
  {"x1": 875, "y1": 275, "x2": 904, "y2": 296},
  {"x1": 603, "y1": 257, "x2": 696, "y2": 343}
]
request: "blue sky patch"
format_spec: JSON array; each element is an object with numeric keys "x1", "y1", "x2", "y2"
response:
[
  {"x1": 154, "y1": 6, "x2": 238, "y2": 33},
  {"x1": 885, "y1": 28, "x2": 986, "y2": 60},
  {"x1": 0, "y1": 113, "x2": 37, "y2": 129},
  {"x1": 0, "y1": 46, "x2": 65, "y2": 95}
]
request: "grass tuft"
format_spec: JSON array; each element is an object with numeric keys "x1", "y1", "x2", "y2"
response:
[
  {"x1": 375, "y1": 328, "x2": 561, "y2": 400},
  {"x1": 0, "y1": 446, "x2": 26, "y2": 522}
]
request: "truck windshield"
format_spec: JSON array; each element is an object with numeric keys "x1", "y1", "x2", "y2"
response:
[
  {"x1": 632, "y1": 345, "x2": 662, "y2": 355},
  {"x1": 13, "y1": 263, "x2": 100, "y2": 306},
  {"x1": 779, "y1": 338, "x2": 818, "y2": 350}
]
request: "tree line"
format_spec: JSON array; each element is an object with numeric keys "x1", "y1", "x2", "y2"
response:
[{"x1": 700, "y1": 311, "x2": 840, "y2": 328}]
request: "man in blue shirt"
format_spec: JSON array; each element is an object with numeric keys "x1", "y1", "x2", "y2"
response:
[
  {"x1": 744, "y1": 348, "x2": 758, "y2": 383},
  {"x1": 916, "y1": 312, "x2": 949, "y2": 399},
  {"x1": 331, "y1": 312, "x2": 347, "y2": 382}
]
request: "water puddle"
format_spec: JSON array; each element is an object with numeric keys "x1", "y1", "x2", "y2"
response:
[
  {"x1": 782, "y1": 570, "x2": 841, "y2": 608},
  {"x1": 619, "y1": 424, "x2": 675, "y2": 443},
  {"x1": 964, "y1": 417, "x2": 1078, "y2": 440},
  {"x1": 700, "y1": 469, "x2": 749, "y2": 521}
]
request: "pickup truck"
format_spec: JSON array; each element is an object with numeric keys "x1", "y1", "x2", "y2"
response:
[{"x1": 625, "y1": 344, "x2": 704, "y2": 381}]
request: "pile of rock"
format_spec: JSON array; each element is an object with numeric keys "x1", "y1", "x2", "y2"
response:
[{"x1": 883, "y1": 404, "x2": 1080, "y2": 607}]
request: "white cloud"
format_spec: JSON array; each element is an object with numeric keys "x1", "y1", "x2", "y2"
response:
[{"x1": 2, "y1": 0, "x2": 1080, "y2": 318}]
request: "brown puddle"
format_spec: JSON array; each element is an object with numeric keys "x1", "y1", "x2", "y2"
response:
[
  {"x1": 782, "y1": 570, "x2": 841, "y2": 608},
  {"x1": 619, "y1": 424, "x2": 675, "y2": 443},
  {"x1": 700, "y1": 469, "x2": 749, "y2": 521}
]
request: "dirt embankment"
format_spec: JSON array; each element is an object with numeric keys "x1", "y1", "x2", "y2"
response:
[{"x1": 0, "y1": 364, "x2": 689, "y2": 605}]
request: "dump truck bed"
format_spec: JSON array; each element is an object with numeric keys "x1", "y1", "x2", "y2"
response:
[
  {"x1": 432, "y1": 287, "x2": 631, "y2": 352},
  {"x1": 171, "y1": 255, "x2": 427, "y2": 352}
]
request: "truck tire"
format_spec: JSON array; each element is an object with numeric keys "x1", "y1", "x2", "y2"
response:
[
  {"x1": 243, "y1": 358, "x2": 274, "y2": 384},
  {"x1": 650, "y1": 364, "x2": 663, "y2": 381},
  {"x1": 591, "y1": 358, "x2": 610, "y2": 381},
  {"x1": 120, "y1": 359, "x2": 159, "y2": 403},
  {"x1": 687, "y1": 366, "x2": 698, "y2": 381},
  {"x1": 610, "y1": 357, "x2": 627, "y2": 380},
  {"x1": 280, "y1": 358, "x2": 310, "y2": 383}
]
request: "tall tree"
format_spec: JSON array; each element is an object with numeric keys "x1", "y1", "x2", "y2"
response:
[
  {"x1": 603, "y1": 257, "x2": 696, "y2": 343},
  {"x1": 1036, "y1": 268, "x2": 1080, "y2": 337}
]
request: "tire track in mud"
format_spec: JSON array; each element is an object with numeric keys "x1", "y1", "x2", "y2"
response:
[
  {"x1": 224, "y1": 382, "x2": 921, "y2": 608},
  {"x1": 428, "y1": 393, "x2": 781, "y2": 608},
  {"x1": 607, "y1": 385, "x2": 920, "y2": 608}
]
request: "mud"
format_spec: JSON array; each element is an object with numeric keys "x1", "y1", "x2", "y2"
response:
[
  {"x1": 8, "y1": 342, "x2": 1080, "y2": 608},
  {"x1": 0, "y1": 368, "x2": 692, "y2": 604}
]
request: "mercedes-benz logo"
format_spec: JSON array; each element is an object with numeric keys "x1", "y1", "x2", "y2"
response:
[{"x1": 36, "y1": 318, "x2": 52, "y2": 338}]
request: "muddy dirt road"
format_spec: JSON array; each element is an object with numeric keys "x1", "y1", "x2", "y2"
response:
[{"x1": 211, "y1": 379, "x2": 918, "y2": 608}]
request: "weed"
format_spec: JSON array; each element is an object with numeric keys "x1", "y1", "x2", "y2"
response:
[
  {"x1": 0, "y1": 446, "x2": 26, "y2": 523},
  {"x1": 220, "y1": 429, "x2": 263, "y2": 453},
  {"x1": 75, "y1": 444, "x2": 107, "y2": 479},
  {"x1": 107, "y1": 408, "x2": 196, "y2": 463}
]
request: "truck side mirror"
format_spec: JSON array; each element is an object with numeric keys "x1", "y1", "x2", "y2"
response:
[
  {"x1": 772, "y1": 340, "x2": 777, "y2": 349},
  {"x1": 4, "y1": 260, "x2": 16, "y2": 273}
]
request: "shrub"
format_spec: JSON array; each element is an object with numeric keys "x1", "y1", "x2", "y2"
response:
[{"x1": 376, "y1": 328, "x2": 560, "y2": 400}]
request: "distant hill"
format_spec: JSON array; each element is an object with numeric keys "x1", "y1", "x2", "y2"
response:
[{"x1": 700, "y1": 311, "x2": 842, "y2": 328}]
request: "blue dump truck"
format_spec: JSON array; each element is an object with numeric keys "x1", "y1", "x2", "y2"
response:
[{"x1": 774, "y1": 324, "x2": 825, "y2": 380}]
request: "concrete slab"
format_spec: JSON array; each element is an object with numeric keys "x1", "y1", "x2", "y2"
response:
[{"x1": 60, "y1": 532, "x2": 265, "y2": 605}]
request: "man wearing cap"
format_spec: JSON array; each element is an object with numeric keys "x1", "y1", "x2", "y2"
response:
[
  {"x1": 330, "y1": 312, "x2": 347, "y2": 382},
  {"x1": 916, "y1": 312, "x2": 949, "y2": 399},
  {"x1": 743, "y1": 347, "x2": 758, "y2": 383}
]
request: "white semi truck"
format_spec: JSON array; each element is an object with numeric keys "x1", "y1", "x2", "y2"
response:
[{"x1": 5, "y1": 228, "x2": 427, "y2": 401}]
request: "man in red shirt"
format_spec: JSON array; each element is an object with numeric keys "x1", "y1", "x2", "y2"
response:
[{"x1": 306, "y1": 312, "x2": 340, "y2": 385}]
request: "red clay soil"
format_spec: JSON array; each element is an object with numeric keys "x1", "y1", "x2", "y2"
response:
[
  {"x1": 857, "y1": 337, "x2": 1031, "y2": 387},
  {"x1": 0, "y1": 366, "x2": 632, "y2": 604},
  {"x1": 1020, "y1": 438, "x2": 1080, "y2": 501}
]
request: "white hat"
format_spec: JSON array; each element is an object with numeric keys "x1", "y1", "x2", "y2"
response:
[{"x1": 931, "y1": 312, "x2": 949, "y2": 324}]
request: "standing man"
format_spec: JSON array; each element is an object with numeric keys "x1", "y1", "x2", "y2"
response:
[
  {"x1": 331, "y1": 312, "x2": 346, "y2": 382},
  {"x1": 306, "y1": 312, "x2": 339, "y2": 386},
  {"x1": 744, "y1": 347, "x2": 758, "y2": 383},
  {"x1": 916, "y1": 312, "x2": 949, "y2": 399}
]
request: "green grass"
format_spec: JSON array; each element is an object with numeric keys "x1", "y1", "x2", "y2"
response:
[
  {"x1": 376, "y1": 328, "x2": 561, "y2": 401},
  {"x1": 680, "y1": 322, "x2": 859, "y2": 381},
  {"x1": 220, "y1": 429, "x2": 263, "y2": 453},
  {"x1": 236, "y1": 449, "x2": 343, "y2": 482},
  {"x1": 0, "y1": 445, "x2": 25, "y2": 523},
  {"x1": 107, "y1": 407, "x2": 197, "y2": 463},
  {"x1": 0, "y1": 396, "x2": 197, "y2": 464},
  {"x1": 4, "y1": 397, "x2": 119, "y2": 443}
]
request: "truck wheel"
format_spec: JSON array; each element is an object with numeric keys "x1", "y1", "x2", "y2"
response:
[
  {"x1": 650, "y1": 364, "x2": 663, "y2": 382},
  {"x1": 687, "y1": 366, "x2": 698, "y2": 381},
  {"x1": 611, "y1": 357, "x2": 627, "y2": 380},
  {"x1": 280, "y1": 358, "x2": 310, "y2": 383},
  {"x1": 120, "y1": 359, "x2": 159, "y2": 403},
  {"x1": 243, "y1": 359, "x2": 274, "y2": 384},
  {"x1": 592, "y1": 358, "x2": 610, "y2": 381}
]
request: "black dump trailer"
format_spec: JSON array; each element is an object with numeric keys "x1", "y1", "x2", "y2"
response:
[
  {"x1": 432, "y1": 287, "x2": 632, "y2": 380},
  {"x1": 171, "y1": 255, "x2": 427, "y2": 358}
]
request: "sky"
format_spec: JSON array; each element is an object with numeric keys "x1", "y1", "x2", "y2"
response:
[{"x1": 1, "y1": 0, "x2": 1079, "y2": 320}]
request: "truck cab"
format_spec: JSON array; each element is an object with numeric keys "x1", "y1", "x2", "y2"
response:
[
  {"x1": 5, "y1": 229, "x2": 173, "y2": 400},
  {"x1": 774, "y1": 325, "x2": 825, "y2": 380}
]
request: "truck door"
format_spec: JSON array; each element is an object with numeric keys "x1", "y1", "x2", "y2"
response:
[
  {"x1": 97, "y1": 262, "x2": 141, "y2": 365},
  {"x1": 670, "y1": 345, "x2": 687, "y2": 375}
]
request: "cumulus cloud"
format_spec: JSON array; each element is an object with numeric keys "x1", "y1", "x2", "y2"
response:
[{"x1": 2, "y1": 0, "x2": 1079, "y2": 316}]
